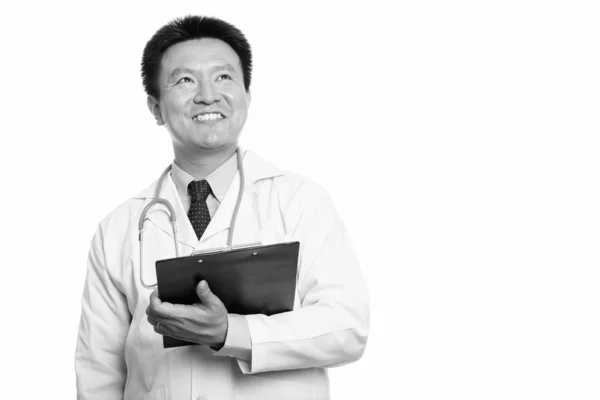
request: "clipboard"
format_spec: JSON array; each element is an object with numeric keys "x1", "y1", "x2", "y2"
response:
[{"x1": 155, "y1": 241, "x2": 300, "y2": 348}]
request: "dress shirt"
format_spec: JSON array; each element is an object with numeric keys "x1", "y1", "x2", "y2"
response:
[
  {"x1": 170, "y1": 152, "x2": 252, "y2": 361},
  {"x1": 170, "y1": 153, "x2": 238, "y2": 218}
]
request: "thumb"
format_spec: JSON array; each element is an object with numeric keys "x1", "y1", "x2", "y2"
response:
[{"x1": 196, "y1": 280, "x2": 216, "y2": 305}]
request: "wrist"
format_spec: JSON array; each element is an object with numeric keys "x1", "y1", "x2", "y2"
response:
[{"x1": 210, "y1": 315, "x2": 229, "y2": 350}]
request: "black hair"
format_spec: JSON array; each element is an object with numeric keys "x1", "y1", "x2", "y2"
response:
[{"x1": 141, "y1": 15, "x2": 252, "y2": 98}]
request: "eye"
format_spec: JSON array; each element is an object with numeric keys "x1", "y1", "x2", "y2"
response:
[
  {"x1": 217, "y1": 74, "x2": 232, "y2": 81},
  {"x1": 176, "y1": 77, "x2": 194, "y2": 84}
]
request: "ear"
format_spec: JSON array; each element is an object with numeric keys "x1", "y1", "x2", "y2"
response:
[
  {"x1": 147, "y1": 96, "x2": 164, "y2": 126},
  {"x1": 246, "y1": 89, "x2": 252, "y2": 106}
]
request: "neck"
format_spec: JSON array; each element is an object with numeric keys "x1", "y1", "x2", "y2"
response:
[{"x1": 173, "y1": 144, "x2": 237, "y2": 180}]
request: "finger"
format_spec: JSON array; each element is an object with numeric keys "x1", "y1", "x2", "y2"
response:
[
  {"x1": 152, "y1": 319, "x2": 189, "y2": 342},
  {"x1": 147, "y1": 314, "x2": 164, "y2": 330},
  {"x1": 148, "y1": 314, "x2": 178, "y2": 334},
  {"x1": 146, "y1": 290, "x2": 164, "y2": 318},
  {"x1": 147, "y1": 314, "x2": 161, "y2": 327},
  {"x1": 148, "y1": 289, "x2": 161, "y2": 310},
  {"x1": 195, "y1": 280, "x2": 219, "y2": 307},
  {"x1": 149, "y1": 288, "x2": 181, "y2": 318},
  {"x1": 150, "y1": 315, "x2": 174, "y2": 333}
]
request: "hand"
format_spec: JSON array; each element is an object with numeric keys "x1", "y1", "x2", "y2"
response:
[{"x1": 146, "y1": 280, "x2": 228, "y2": 348}]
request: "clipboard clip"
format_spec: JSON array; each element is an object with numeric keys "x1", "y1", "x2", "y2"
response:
[{"x1": 190, "y1": 242, "x2": 263, "y2": 257}]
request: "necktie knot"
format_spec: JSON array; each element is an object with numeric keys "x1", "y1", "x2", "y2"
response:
[{"x1": 188, "y1": 180, "x2": 211, "y2": 203}]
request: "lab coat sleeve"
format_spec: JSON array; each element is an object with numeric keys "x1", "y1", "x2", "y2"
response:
[
  {"x1": 235, "y1": 185, "x2": 370, "y2": 374},
  {"x1": 75, "y1": 224, "x2": 131, "y2": 399},
  {"x1": 211, "y1": 313, "x2": 252, "y2": 360}
]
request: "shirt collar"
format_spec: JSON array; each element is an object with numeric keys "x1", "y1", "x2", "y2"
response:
[
  {"x1": 133, "y1": 149, "x2": 286, "y2": 200},
  {"x1": 171, "y1": 152, "x2": 238, "y2": 203}
]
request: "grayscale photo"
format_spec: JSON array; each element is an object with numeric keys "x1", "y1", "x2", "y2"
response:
[
  {"x1": 2, "y1": 1, "x2": 599, "y2": 399},
  {"x1": 74, "y1": 14, "x2": 370, "y2": 400}
]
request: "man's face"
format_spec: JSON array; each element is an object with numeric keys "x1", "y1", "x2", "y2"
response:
[{"x1": 150, "y1": 38, "x2": 250, "y2": 154}]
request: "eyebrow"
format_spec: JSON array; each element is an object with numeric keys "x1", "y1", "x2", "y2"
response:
[
  {"x1": 168, "y1": 64, "x2": 238, "y2": 79},
  {"x1": 216, "y1": 64, "x2": 237, "y2": 73},
  {"x1": 169, "y1": 67, "x2": 195, "y2": 78}
]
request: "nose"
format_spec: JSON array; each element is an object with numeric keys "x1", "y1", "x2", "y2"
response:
[{"x1": 193, "y1": 80, "x2": 221, "y2": 104}]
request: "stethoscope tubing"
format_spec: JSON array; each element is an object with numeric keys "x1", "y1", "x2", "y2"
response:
[{"x1": 138, "y1": 148, "x2": 245, "y2": 288}]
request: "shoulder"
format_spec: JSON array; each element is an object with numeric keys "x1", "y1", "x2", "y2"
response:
[
  {"x1": 273, "y1": 171, "x2": 330, "y2": 203},
  {"x1": 246, "y1": 150, "x2": 333, "y2": 213},
  {"x1": 247, "y1": 149, "x2": 328, "y2": 192},
  {"x1": 95, "y1": 177, "x2": 158, "y2": 235}
]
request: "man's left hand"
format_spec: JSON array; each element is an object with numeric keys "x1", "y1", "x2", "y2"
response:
[{"x1": 146, "y1": 280, "x2": 228, "y2": 349}]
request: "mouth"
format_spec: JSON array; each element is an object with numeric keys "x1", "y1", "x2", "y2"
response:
[{"x1": 192, "y1": 112, "x2": 225, "y2": 122}]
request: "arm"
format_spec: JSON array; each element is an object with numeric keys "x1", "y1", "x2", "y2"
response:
[
  {"x1": 75, "y1": 224, "x2": 131, "y2": 399},
  {"x1": 215, "y1": 186, "x2": 370, "y2": 373}
]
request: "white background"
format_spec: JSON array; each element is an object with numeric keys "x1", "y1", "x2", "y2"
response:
[{"x1": 1, "y1": 1, "x2": 599, "y2": 399}]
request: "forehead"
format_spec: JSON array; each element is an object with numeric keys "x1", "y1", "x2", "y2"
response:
[{"x1": 160, "y1": 38, "x2": 243, "y2": 74}]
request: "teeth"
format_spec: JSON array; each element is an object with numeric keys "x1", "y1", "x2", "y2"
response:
[{"x1": 194, "y1": 113, "x2": 223, "y2": 121}]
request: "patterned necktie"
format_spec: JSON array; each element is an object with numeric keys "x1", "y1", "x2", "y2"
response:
[{"x1": 187, "y1": 180, "x2": 212, "y2": 240}]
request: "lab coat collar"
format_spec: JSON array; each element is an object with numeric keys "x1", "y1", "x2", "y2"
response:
[
  {"x1": 133, "y1": 149, "x2": 285, "y2": 250},
  {"x1": 133, "y1": 149, "x2": 283, "y2": 200}
]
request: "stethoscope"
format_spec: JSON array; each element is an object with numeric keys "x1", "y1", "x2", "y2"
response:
[{"x1": 138, "y1": 147, "x2": 246, "y2": 288}]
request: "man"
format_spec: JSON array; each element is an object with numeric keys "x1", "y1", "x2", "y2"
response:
[{"x1": 75, "y1": 15, "x2": 369, "y2": 400}]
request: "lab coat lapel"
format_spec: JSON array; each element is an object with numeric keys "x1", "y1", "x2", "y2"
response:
[
  {"x1": 134, "y1": 150, "x2": 285, "y2": 252},
  {"x1": 197, "y1": 150, "x2": 285, "y2": 248},
  {"x1": 198, "y1": 172, "x2": 259, "y2": 247}
]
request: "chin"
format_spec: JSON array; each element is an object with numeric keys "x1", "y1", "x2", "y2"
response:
[{"x1": 193, "y1": 138, "x2": 237, "y2": 151}]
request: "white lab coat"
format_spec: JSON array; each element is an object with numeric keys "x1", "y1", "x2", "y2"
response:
[{"x1": 75, "y1": 150, "x2": 369, "y2": 400}]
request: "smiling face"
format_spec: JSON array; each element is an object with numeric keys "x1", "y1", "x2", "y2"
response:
[{"x1": 148, "y1": 38, "x2": 250, "y2": 155}]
